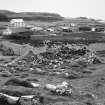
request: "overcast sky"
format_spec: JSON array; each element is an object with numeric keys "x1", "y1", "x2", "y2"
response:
[{"x1": 0, "y1": 0, "x2": 105, "y2": 19}]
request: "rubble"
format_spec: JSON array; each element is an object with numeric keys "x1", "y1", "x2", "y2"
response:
[
  {"x1": 0, "y1": 93, "x2": 19, "y2": 105},
  {"x1": 53, "y1": 82, "x2": 73, "y2": 96},
  {"x1": 45, "y1": 81, "x2": 74, "y2": 96},
  {"x1": 18, "y1": 96, "x2": 41, "y2": 105},
  {"x1": 0, "y1": 42, "x2": 103, "y2": 79}
]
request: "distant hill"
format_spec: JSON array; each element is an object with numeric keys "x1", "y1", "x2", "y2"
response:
[
  {"x1": 0, "y1": 10, "x2": 105, "y2": 26},
  {"x1": 56, "y1": 17, "x2": 105, "y2": 27},
  {"x1": 0, "y1": 10, "x2": 15, "y2": 14},
  {"x1": 0, "y1": 10, "x2": 64, "y2": 22}
]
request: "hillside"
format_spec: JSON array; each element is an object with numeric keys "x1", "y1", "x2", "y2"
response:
[
  {"x1": 0, "y1": 10, "x2": 105, "y2": 26},
  {"x1": 0, "y1": 10, "x2": 64, "y2": 22},
  {"x1": 56, "y1": 17, "x2": 105, "y2": 27},
  {"x1": 0, "y1": 10, "x2": 15, "y2": 14}
]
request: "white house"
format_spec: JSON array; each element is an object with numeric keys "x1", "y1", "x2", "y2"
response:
[{"x1": 10, "y1": 19, "x2": 25, "y2": 27}]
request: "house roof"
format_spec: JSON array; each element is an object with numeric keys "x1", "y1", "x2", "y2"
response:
[{"x1": 10, "y1": 19, "x2": 24, "y2": 23}]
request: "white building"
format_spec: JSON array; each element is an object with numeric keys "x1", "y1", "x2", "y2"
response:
[
  {"x1": 30, "y1": 26, "x2": 43, "y2": 31},
  {"x1": 60, "y1": 26, "x2": 72, "y2": 32},
  {"x1": 47, "y1": 28, "x2": 54, "y2": 32},
  {"x1": 70, "y1": 23, "x2": 75, "y2": 27},
  {"x1": 91, "y1": 27, "x2": 96, "y2": 32},
  {"x1": 10, "y1": 19, "x2": 25, "y2": 27},
  {"x1": 2, "y1": 27, "x2": 12, "y2": 35},
  {"x1": 60, "y1": 26, "x2": 70, "y2": 30}
]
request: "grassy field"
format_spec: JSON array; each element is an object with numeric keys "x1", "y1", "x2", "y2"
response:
[
  {"x1": 0, "y1": 17, "x2": 105, "y2": 105},
  {"x1": 30, "y1": 32, "x2": 105, "y2": 44},
  {"x1": 0, "y1": 39, "x2": 105, "y2": 105}
]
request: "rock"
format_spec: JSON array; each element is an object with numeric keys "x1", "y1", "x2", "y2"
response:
[
  {"x1": 21, "y1": 95, "x2": 34, "y2": 99},
  {"x1": 56, "y1": 81, "x2": 68, "y2": 88},
  {"x1": 0, "y1": 87, "x2": 38, "y2": 97},
  {"x1": 17, "y1": 94, "x2": 44, "y2": 105},
  {"x1": 5, "y1": 78, "x2": 37, "y2": 88},
  {"x1": 30, "y1": 82, "x2": 40, "y2": 88},
  {"x1": 0, "y1": 93, "x2": 19, "y2": 105},
  {"x1": 45, "y1": 84, "x2": 56, "y2": 91}
]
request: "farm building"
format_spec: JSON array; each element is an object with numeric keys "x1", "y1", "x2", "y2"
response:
[
  {"x1": 60, "y1": 26, "x2": 72, "y2": 32},
  {"x1": 95, "y1": 27, "x2": 105, "y2": 32},
  {"x1": 70, "y1": 23, "x2": 76, "y2": 27},
  {"x1": 30, "y1": 26, "x2": 43, "y2": 31},
  {"x1": 91, "y1": 27, "x2": 105, "y2": 32},
  {"x1": 79, "y1": 26, "x2": 91, "y2": 32},
  {"x1": 10, "y1": 19, "x2": 25, "y2": 27},
  {"x1": 2, "y1": 27, "x2": 12, "y2": 35},
  {"x1": 46, "y1": 28, "x2": 54, "y2": 32}
]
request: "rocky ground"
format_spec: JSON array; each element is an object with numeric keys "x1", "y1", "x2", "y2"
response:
[{"x1": 0, "y1": 40, "x2": 105, "y2": 105}]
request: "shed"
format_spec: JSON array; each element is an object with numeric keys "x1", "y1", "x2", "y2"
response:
[{"x1": 79, "y1": 26, "x2": 91, "y2": 32}]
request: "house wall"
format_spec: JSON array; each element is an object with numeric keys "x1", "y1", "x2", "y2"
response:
[{"x1": 10, "y1": 19, "x2": 25, "y2": 27}]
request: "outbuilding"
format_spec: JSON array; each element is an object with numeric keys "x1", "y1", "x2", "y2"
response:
[
  {"x1": 91, "y1": 27, "x2": 105, "y2": 32},
  {"x1": 79, "y1": 26, "x2": 91, "y2": 32},
  {"x1": 91, "y1": 27, "x2": 96, "y2": 32},
  {"x1": 61, "y1": 26, "x2": 72, "y2": 32},
  {"x1": 2, "y1": 27, "x2": 12, "y2": 35},
  {"x1": 30, "y1": 26, "x2": 43, "y2": 31}
]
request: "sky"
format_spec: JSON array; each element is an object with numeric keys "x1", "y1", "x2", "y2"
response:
[{"x1": 0, "y1": 0, "x2": 105, "y2": 20}]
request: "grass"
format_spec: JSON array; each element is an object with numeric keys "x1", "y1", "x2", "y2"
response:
[{"x1": 30, "y1": 32, "x2": 105, "y2": 43}]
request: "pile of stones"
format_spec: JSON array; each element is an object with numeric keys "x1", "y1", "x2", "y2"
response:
[{"x1": 0, "y1": 43, "x2": 102, "y2": 75}]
